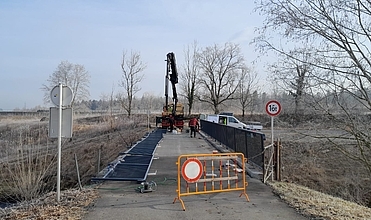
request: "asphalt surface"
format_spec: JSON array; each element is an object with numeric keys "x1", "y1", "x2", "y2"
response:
[{"x1": 83, "y1": 130, "x2": 308, "y2": 220}]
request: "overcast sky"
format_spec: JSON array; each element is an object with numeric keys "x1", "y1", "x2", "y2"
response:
[{"x1": 0, "y1": 0, "x2": 265, "y2": 110}]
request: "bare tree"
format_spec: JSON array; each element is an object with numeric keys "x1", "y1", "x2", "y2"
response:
[
  {"x1": 119, "y1": 50, "x2": 146, "y2": 116},
  {"x1": 140, "y1": 92, "x2": 156, "y2": 112},
  {"x1": 197, "y1": 43, "x2": 245, "y2": 114},
  {"x1": 180, "y1": 41, "x2": 199, "y2": 116},
  {"x1": 267, "y1": 48, "x2": 315, "y2": 124},
  {"x1": 99, "y1": 85, "x2": 118, "y2": 130},
  {"x1": 250, "y1": 91, "x2": 260, "y2": 115},
  {"x1": 42, "y1": 60, "x2": 90, "y2": 106},
  {"x1": 237, "y1": 68, "x2": 258, "y2": 118},
  {"x1": 255, "y1": 0, "x2": 371, "y2": 174}
]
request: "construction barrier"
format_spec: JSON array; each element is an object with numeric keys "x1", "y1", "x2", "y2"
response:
[{"x1": 173, "y1": 152, "x2": 249, "y2": 211}]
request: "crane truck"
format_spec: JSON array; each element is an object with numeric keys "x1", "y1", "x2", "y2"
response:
[{"x1": 161, "y1": 52, "x2": 184, "y2": 130}]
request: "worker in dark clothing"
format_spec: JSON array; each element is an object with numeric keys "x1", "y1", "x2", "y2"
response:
[{"x1": 189, "y1": 117, "x2": 199, "y2": 138}]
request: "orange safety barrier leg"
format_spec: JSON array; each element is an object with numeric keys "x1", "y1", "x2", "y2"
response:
[
  {"x1": 239, "y1": 182, "x2": 250, "y2": 202},
  {"x1": 239, "y1": 190, "x2": 250, "y2": 202},
  {"x1": 173, "y1": 196, "x2": 186, "y2": 211}
]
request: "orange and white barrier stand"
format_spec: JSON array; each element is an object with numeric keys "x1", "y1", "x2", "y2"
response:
[{"x1": 173, "y1": 152, "x2": 249, "y2": 211}]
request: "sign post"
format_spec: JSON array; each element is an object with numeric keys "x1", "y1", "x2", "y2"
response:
[
  {"x1": 50, "y1": 84, "x2": 73, "y2": 202},
  {"x1": 265, "y1": 100, "x2": 282, "y2": 147},
  {"x1": 264, "y1": 100, "x2": 282, "y2": 182},
  {"x1": 57, "y1": 84, "x2": 62, "y2": 202}
]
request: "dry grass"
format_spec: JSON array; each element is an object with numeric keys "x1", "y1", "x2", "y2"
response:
[
  {"x1": 270, "y1": 181, "x2": 371, "y2": 220},
  {"x1": 0, "y1": 188, "x2": 99, "y2": 220},
  {"x1": 1, "y1": 149, "x2": 55, "y2": 202},
  {"x1": 0, "y1": 124, "x2": 55, "y2": 202},
  {"x1": 0, "y1": 114, "x2": 149, "y2": 201},
  {"x1": 280, "y1": 140, "x2": 371, "y2": 207},
  {"x1": 0, "y1": 113, "x2": 150, "y2": 219}
]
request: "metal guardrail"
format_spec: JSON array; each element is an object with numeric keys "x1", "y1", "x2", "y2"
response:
[{"x1": 200, "y1": 120, "x2": 265, "y2": 168}]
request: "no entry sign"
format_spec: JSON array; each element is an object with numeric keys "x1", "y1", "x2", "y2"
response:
[
  {"x1": 181, "y1": 158, "x2": 203, "y2": 183},
  {"x1": 265, "y1": 100, "x2": 282, "y2": 117}
]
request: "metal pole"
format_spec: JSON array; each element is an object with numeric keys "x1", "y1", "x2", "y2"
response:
[
  {"x1": 57, "y1": 83, "x2": 62, "y2": 202},
  {"x1": 271, "y1": 116, "x2": 274, "y2": 181}
]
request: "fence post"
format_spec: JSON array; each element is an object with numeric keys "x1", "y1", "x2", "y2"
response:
[{"x1": 97, "y1": 146, "x2": 101, "y2": 174}]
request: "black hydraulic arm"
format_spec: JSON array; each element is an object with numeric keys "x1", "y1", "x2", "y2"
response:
[{"x1": 165, "y1": 52, "x2": 178, "y2": 115}]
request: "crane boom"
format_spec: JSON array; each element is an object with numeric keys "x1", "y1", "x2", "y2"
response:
[
  {"x1": 161, "y1": 52, "x2": 184, "y2": 130},
  {"x1": 166, "y1": 52, "x2": 178, "y2": 115}
]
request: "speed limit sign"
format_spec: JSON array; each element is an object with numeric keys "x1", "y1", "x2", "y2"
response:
[{"x1": 265, "y1": 100, "x2": 282, "y2": 117}]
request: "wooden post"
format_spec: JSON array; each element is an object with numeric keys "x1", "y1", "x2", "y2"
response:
[
  {"x1": 74, "y1": 153, "x2": 82, "y2": 190},
  {"x1": 97, "y1": 147, "x2": 101, "y2": 174},
  {"x1": 278, "y1": 139, "x2": 282, "y2": 181}
]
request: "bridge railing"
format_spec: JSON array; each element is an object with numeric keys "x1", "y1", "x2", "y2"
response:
[{"x1": 200, "y1": 120, "x2": 265, "y2": 168}]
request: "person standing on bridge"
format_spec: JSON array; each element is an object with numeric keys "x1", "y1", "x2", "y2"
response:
[{"x1": 189, "y1": 117, "x2": 199, "y2": 138}]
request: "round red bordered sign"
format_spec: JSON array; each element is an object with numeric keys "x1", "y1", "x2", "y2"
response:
[
  {"x1": 265, "y1": 100, "x2": 282, "y2": 117},
  {"x1": 181, "y1": 158, "x2": 203, "y2": 183}
]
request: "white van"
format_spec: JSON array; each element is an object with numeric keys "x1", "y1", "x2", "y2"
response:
[
  {"x1": 246, "y1": 121, "x2": 263, "y2": 130},
  {"x1": 206, "y1": 114, "x2": 248, "y2": 129}
]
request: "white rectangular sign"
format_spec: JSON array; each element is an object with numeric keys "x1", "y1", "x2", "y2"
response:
[{"x1": 49, "y1": 107, "x2": 73, "y2": 138}]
